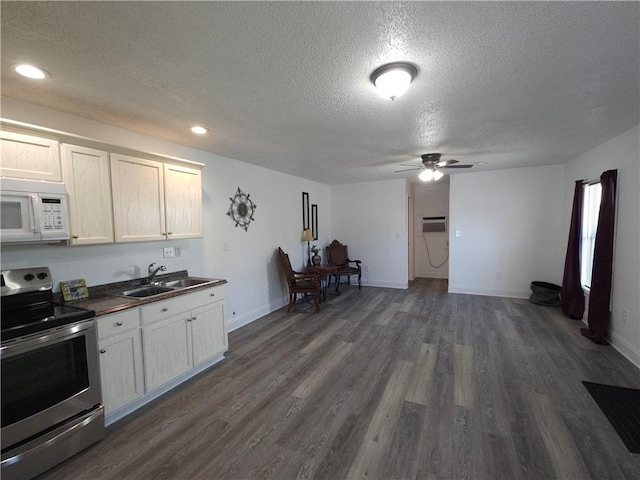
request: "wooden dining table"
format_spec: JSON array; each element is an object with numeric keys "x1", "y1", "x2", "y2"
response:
[{"x1": 303, "y1": 264, "x2": 340, "y2": 299}]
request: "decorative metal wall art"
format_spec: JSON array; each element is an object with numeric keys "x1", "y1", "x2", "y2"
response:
[{"x1": 227, "y1": 187, "x2": 257, "y2": 231}]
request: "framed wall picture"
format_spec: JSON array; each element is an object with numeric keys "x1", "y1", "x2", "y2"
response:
[
  {"x1": 302, "y1": 192, "x2": 310, "y2": 230},
  {"x1": 312, "y1": 204, "x2": 318, "y2": 240}
]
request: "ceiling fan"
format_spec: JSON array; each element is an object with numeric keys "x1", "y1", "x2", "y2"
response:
[{"x1": 394, "y1": 153, "x2": 474, "y2": 181}]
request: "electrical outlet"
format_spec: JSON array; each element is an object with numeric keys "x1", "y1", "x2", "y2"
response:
[
  {"x1": 495, "y1": 272, "x2": 503, "y2": 280},
  {"x1": 163, "y1": 247, "x2": 175, "y2": 258},
  {"x1": 622, "y1": 309, "x2": 628, "y2": 323},
  {"x1": 174, "y1": 246, "x2": 181, "y2": 257}
]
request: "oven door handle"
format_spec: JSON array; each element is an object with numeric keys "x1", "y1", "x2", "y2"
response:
[{"x1": 0, "y1": 319, "x2": 95, "y2": 358}]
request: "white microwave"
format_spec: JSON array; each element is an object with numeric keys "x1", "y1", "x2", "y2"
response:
[{"x1": 0, "y1": 178, "x2": 70, "y2": 243}]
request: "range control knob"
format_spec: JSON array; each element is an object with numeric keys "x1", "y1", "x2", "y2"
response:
[
  {"x1": 37, "y1": 272, "x2": 48, "y2": 280},
  {"x1": 24, "y1": 274, "x2": 35, "y2": 281}
]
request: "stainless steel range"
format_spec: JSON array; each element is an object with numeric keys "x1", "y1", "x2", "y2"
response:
[{"x1": 1, "y1": 267, "x2": 104, "y2": 480}]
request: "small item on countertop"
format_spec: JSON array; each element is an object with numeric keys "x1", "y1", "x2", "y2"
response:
[{"x1": 60, "y1": 279, "x2": 89, "y2": 301}]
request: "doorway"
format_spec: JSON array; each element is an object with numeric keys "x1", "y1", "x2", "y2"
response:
[{"x1": 410, "y1": 182, "x2": 450, "y2": 280}]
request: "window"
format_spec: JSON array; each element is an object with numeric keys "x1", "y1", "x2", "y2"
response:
[{"x1": 581, "y1": 182, "x2": 601, "y2": 289}]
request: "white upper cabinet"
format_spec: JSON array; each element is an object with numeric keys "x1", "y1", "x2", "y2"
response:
[
  {"x1": 111, "y1": 154, "x2": 166, "y2": 243},
  {"x1": 2, "y1": 127, "x2": 204, "y2": 245},
  {"x1": 61, "y1": 144, "x2": 114, "y2": 245},
  {"x1": 111, "y1": 154, "x2": 203, "y2": 243},
  {"x1": 164, "y1": 163, "x2": 203, "y2": 239},
  {"x1": 0, "y1": 131, "x2": 62, "y2": 181}
]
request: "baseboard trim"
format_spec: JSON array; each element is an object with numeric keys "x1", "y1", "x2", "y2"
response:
[
  {"x1": 609, "y1": 332, "x2": 640, "y2": 368},
  {"x1": 362, "y1": 280, "x2": 408, "y2": 289},
  {"x1": 448, "y1": 285, "x2": 529, "y2": 299},
  {"x1": 227, "y1": 297, "x2": 287, "y2": 333},
  {"x1": 228, "y1": 281, "x2": 409, "y2": 333},
  {"x1": 581, "y1": 317, "x2": 639, "y2": 369}
]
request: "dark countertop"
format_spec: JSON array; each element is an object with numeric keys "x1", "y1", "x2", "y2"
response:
[{"x1": 57, "y1": 270, "x2": 227, "y2": 317}]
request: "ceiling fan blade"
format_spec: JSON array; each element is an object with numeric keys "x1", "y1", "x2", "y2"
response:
[
  {"x1": 394, "y1": 167, "x2": 423, "y2": 173},
  {"x1": 436, "y1": 159, "x2": 459, "y2": 167},
  {"x1": 441, "y1": 164, "x2": 474, "y2": 169}
]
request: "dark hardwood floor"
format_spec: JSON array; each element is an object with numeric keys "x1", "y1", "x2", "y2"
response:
[{"x1": 41, "y1": 279, "x2": 640, "y2": 479}]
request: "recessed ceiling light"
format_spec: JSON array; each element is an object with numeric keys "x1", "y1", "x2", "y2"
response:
[
  {"x1": 190, "y1": 126, "x2": 208, "y2": 135},
  {"x1": 370, "y1": 62, "x2": 417, "y2": 100},
  {"x1": 14, "y1": 64, "x2": 50, "y2": 80}
]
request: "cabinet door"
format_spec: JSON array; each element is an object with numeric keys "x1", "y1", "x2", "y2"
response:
[
  {"x1": 191, "y1": 302, "x2": 227, "y2": 366},
  {"x1": 61, "y1": 144, "x2": 114, "y2": 245},
  {"x1": 98, "y1": 330, "x2": 144, "y2": 415},
  {"x1": 164, "y1": 163, "x2": 203, "y2": 239},
  {"x1": 111, "y1": 154, "x2": 166, "y2": 242},
  {"x1": 142, "y1": 315, "x2": 192, "y2": 392},
  {"x1": 0, "y1": 131, "x2": 62, "y2": 181}
]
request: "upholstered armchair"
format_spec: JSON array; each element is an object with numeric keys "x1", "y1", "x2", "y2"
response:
[
  {"x1": 326, "y1": 240, "x2": 362, "y2": 289},
  {"x1": 277, "y1": 247, "x2": 322, "y2": 313}
]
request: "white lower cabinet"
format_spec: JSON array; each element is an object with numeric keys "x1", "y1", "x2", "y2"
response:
[
  {"x1": 141, "y1": 286, "x2": 227, "y2": 392},
  {"x1": 96, "y1": 310, "x2": 144, "y2": 415},
  {"x1": 191, "y1": 302, "x2": 227, "y2": 366},
  {"x1": 142, "y1": 314, "x2": 192, "y2": 392},
  {"x1": 97, "y1": 285, "x2": 227, "y2": 423}
]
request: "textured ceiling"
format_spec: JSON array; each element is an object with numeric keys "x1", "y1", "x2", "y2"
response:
[{"x1": 1, "y1": 2, "x2": 638, "y2": 185}]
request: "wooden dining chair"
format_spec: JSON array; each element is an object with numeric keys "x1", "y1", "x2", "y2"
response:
[
  {"x1": 277, "y1": 247, "x2": 322, "y2": 313},
  {"x1": 326, "y1": 239, "x2": 362, "y2": 289}
]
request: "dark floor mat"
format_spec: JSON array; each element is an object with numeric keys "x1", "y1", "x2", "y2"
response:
[{"x1": 583, "y1": 381, "x2": 640, "y2": 454}]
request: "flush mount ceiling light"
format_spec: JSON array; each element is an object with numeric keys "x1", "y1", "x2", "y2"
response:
[
  {"x1": 370, "y1": 62, "x2": 418, "y2": 100},
  {"x1": 190, "y1": 125, "x2": 208, "y2": 135},
  {"x1": 14, "y1": 64, "x2": 50, "y2": 79}
]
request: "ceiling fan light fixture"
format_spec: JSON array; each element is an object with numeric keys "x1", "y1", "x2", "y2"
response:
[
  {"x1": 419, "y1": 169, "x2": 434, "y2": 182},
  {"x1": 432, "y1": 169, "x2": 444, "y2": 181},
  {"x1": 370, "y1": 62, "x2": 417, "y2": 100}
]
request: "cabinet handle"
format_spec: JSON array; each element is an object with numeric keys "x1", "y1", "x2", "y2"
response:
[
  {"x1": 187, "y1": 317, "x2": 192, "y2": 322},
  {"x1": 72, "y1": 235, "x2": 79, "y2": 239},
  {"x1": 210, "y1": 293, "x2": 215, "y2": 297},
  {"x1": 167, "y1": 232, "x2": 173, "y2": 235},
  {"x1": 162, "y1": 307, "x2": 168, "y2": 312},
  {"x1": 100, "y1": 349, "x2": 106, "y2": 354},
  {"x1": 116, "y1": 321, "x2": 123, "y2": 326},
  {"x1": 192, "y1": 316, "x2": 197, "y2": 321}
]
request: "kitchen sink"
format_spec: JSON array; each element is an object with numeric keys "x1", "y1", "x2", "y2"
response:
[
  {"x1": 108, "y1": 278, "x2": 213, "y2": 300},
  {"x1": 157, "y1": 278, "x2": 209, "y2": 288},
  {"x1": 110, "y1": 285, "x2": 175, "y2": 299}
]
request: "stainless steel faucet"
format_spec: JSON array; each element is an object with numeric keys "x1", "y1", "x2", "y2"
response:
[{"x1": 146, "y1": 262, "x2": 167, "y2": 284}]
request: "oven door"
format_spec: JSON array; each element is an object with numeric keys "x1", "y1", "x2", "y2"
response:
[
  {"x1": 0, "y1": 192, "x2": 41, "y2": 243},
  {"x1": 1, "y1": 319, "x2": 102, "y2": 449}
]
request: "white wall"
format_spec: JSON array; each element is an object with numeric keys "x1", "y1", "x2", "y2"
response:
[
  {"x1": 0, "y1": 98, "x2": 331, "y2": 332},
  {"x1": 449, "y1": 164, "x2": 566, "y2": 298},
  {"x1": 413, "y1": 182, "x2": 450, "y2": 279},
  {"x1": 564, "y1": 125, "x2": 639, "y2": 367},
  {"x1": 331, "y1": 179, "x2": 408, "y2": 289}
]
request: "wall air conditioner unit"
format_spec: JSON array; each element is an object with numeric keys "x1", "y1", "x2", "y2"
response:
[{"x1": 422, "y1": 216, "x2": 447, "y2": 234}]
